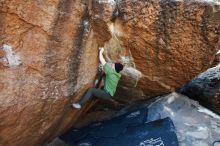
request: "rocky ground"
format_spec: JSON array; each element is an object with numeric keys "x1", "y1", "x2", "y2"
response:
[{"x1": 47, "y1": 92, "x2": 220, "y2": 146}]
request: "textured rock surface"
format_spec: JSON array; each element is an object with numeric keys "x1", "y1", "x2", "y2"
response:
[
  {"x1": 179, "y1": 64, "x2": 220, "y2": 115},
  {"x1": 0, "y1": 0, "x2": 98, "y2": 146},
  {"x1": 0, "y1": 0, "x2": 219, "y2": 146},
  {"x1": 93, "y1": 0, "x2": 220, "y2": 100}
]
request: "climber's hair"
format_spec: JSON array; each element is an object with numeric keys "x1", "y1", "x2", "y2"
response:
[{"x1": 114, "y1": 63, "x2": 124, "y2": 73}]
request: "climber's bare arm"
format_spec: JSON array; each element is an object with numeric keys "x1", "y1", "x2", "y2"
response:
[{"x1": 99, "y1": 48, "x2": 106, "y2": 65}]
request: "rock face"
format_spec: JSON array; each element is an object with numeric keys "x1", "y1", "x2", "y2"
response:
[
  {"x1": 0, "y1": 0, "x2": 98, "y2": 146},
  {"x1": 0, "y1": 0, "x2": 219, "y2": 146},
  {"x1": 179, "y1": 64, "x2": 220, "y2": 115},
  {"x1": 94, "y1": 0, "x2": 220, "y2": 100}
]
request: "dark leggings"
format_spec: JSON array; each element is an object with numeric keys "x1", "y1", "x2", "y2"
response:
[{"x1": 78, "y1": 88, "x2": 111, "y2": 105}]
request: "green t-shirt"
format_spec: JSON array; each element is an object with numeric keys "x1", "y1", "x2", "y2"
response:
[{"x1": 103, "y1": 63, "x2": 121, "y2": 96}]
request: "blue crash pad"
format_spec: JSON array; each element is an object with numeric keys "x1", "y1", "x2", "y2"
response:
[
  {"x1": 60, "y1": 107, "x2": 148, "y2": 144},
  {"x1": 61, "y1": 109, "x2": 179, "y2": 146},
  {"x1": 95, "y1": 117, "x2": 179, "y2": 146},
  {"x1": 89, "y1": 107, "x2": 148, "y2": 138},
  {"x1": 59, "y1": 122, "x2": 103, "y2": 144}
]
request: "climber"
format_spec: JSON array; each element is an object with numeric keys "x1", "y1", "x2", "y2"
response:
[{"x1": 72, "y1": 47, "x2": 124, "y2": 109}]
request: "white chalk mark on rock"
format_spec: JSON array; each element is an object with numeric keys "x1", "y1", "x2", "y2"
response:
[
  {"x1": 2, "y1": 44, "x2": 22, "y2": 67},
  {"x1": 98, "y1": 0, "x2": 116, "y2": 5}
]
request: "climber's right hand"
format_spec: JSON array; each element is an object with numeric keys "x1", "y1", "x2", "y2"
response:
[{"x1": 99, "y1": 47, "x2": 104, "y2": 54}]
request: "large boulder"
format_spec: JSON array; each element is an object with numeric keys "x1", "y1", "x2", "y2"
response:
[
  {"x1": 0, "y1": 0, "x2": 98, "y2": 146},
  {"x1": 0, "y1": 0, "x2": 219, "y2": 146},
  {"x1": 90, "y1": 0, "x2": 220, "y2": 100},
  {"x1": 179, "y1": 64, "x2": 220, "y2": 115}
]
